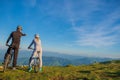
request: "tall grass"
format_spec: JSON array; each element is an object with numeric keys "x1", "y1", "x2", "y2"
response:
[{"x1": 0, "y1": 60, "x2": 120, "y2": 80}]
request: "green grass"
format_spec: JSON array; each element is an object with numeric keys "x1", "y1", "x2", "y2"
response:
[{"x1": 0, "y1": 60, "x2": 120, "y2": 80}]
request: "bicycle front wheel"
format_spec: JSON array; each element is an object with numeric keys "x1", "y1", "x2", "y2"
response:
[{"x1": 3, "y1": 54, "x2": 11, "y2": 72}]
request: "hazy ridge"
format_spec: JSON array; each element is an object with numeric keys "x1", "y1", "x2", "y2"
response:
[{"x1": 0, "y1": 49, "x2": 118, "y2": 66}]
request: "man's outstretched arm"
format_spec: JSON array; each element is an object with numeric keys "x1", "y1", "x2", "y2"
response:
[{"x1": 22, "y1": 33, "x2": 26, "y2": 36}]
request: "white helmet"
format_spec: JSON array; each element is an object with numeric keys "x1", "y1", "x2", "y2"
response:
[{"x1": 35, "y1": 34, "x2": 39, "y2": 38}]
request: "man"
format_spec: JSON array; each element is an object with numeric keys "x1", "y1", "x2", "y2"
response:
[{"x1": 4, "y1": 25, "x2": 26, "y2": 70}]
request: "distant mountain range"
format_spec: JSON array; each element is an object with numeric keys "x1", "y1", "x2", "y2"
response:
[{"x1": 0, "y1": 49, "x2": 119, "y2": 66}]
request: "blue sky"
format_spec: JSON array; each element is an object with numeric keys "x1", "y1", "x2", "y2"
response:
[{"x1": 0, "y1": 0, "x2": 120, "y2": 58}]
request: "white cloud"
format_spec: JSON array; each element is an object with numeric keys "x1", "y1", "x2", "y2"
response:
[
  {"x1": 74, "y1": 16, "x2": 120, "y2": 47},
  {"x1": 65, "y1": 0, "x2": 120, "y2": 47},
  {"x1": 64, "y1": 0, "x2": 102, "y2": 25}
]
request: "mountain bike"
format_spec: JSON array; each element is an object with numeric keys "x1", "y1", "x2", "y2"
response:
[
  {"x1": 3, "y1": 45, "x2": 13, "y2": 72},
  {"x1": 29, "y1": 48, "x2": 40, "y2": 73}
]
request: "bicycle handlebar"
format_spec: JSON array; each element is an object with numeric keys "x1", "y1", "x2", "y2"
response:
[
  {"x1": 28, "y1": 47, "x2": 34, "y2": 50},
  {"x1": 6, "y1": 45, "x2": 12, "y2": 48},
  {"x1": 6, "y1": 45, "x2": 21, "y2": 49}
]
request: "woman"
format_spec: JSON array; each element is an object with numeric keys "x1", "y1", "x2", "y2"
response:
[{"x1": 28, "y1": 34, "x2": 42, "y2": 72}]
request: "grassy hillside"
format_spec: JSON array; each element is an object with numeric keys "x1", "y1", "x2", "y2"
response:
[{"x1": 0, "y1": 60, "x2": 120, "y2": 80}]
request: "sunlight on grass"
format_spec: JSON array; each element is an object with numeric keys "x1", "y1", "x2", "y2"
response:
[{"x1": 0, "y1": 60, "x2": 120, "y2": 80}]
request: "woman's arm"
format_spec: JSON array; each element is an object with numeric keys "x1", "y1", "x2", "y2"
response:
[{"x1": 28, "y1": 40, "x2": 34, "y2": 49}]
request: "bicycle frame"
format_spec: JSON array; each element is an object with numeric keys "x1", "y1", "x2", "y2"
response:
[
  {"x1": 29, "y1": 48, "x2": 40, "y2": 72},
  {"x1": 3, "y1": 45, "x2": 14, "y2": 72},
  {"x1": 32, "y1": 57, "x2": 39, "y2": 65}
]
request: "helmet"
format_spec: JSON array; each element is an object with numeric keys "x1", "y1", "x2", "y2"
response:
[
  {"x1": 35, "y1": 34, "x2": 39, "y2": 38},
  {"x1": 17, "y1": 25, "x2": 22, "y2": 30}
]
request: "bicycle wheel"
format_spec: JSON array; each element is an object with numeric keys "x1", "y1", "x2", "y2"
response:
[
  {"x1": 3, "y1": 54, "x2": 11, "y2": 72},
  {"x1": 34, "y1": 65, "x2": 39, "y2": 73},
  {"x1": 34, "y1": 59, "x2": 40, "y2": 73}
]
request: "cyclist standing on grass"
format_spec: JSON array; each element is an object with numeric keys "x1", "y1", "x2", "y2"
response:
[
  {"x1": 3, "y1": 25, "x2": 26, "y2": 70},
  {"x1": 28, "y1": 34, "x2": 42, "y2": 72}
]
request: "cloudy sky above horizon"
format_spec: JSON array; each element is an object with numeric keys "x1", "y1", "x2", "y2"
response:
[{"x1": 0, "y1": 0, "x2": 120, "y2": 58}]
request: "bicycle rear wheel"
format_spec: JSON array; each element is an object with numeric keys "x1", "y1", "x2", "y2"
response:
[
  {"x1": 3, "y1": 54, "x2": 11, "y2": 72},
  {"x1": 34, "y1": 65, "x2": 39, "y2": 73},
  {"x1": 34, "y1": 58, "x2": 40, "y2": 73}
]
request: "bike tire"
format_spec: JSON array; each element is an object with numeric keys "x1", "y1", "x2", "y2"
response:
[
  {"x1": 3, "y1": 54, "x2": 11, "y2": 72},
  {"x1": 34, "y1": 58, "x2": 40, "y2": 73},
  {"x1": 34, "y1": 65, "x2": 39, "y2": 73}
]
